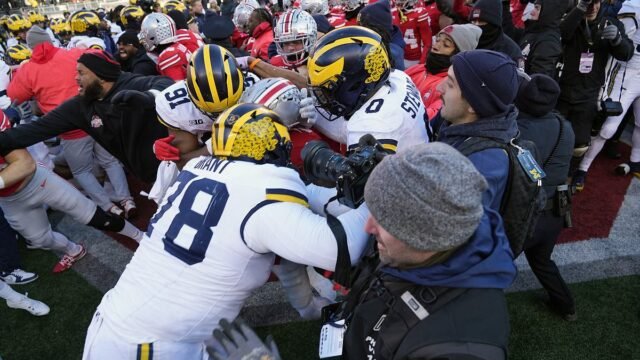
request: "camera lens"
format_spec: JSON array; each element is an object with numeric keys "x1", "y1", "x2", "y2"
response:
[{"x1": 302, "y1": 140, "x2": 352, "y2": 185}]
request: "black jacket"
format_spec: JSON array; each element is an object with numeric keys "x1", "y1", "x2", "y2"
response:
[
  {"x1": 517, "y1": 111, "x2": 575, "y2": 198},
  {"x1": 482, "y1": 32, "x2": 525, "y2": 67},
  {"x1": 519, "y1": 0, "x2": 565, "y2": 78},
  {"x1": 559, "y1": 7, "x2": 634, "y2": 103},
  {"x1": 0, "y1": 73, "x2": 174, "y2": 183},
  {"x1": 120, "y1": 49, "x2": 159, "y2": 76}
]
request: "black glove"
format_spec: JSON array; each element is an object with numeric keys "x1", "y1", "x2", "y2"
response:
[
  {"x1": 576, "y1": 0, "x2": 593, "y2": 12},
  {"x1": 206, "y1": 318, "x2": 281, "y2": 360},
  {"x1": 110, "y1": 90, "x2": 156, "y2": 109}
]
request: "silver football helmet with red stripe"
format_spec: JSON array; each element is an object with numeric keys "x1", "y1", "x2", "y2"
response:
[
  {"x1": 395, "y1": 0, "x2": 418, "y2": 10},
  {"x1": 300, "y1": 0, "x2": 329, "y2": 15},
  {"x1": 274, "y1": 9, "x2": 317, "y2": 67},
  {"x1": 233, "y1": 0, "x2": 260, "y2": 33},
  {"x1": 239, "y1": 77, "x2": 304, "y2": 128},
  {"x1": 340, "y1": 0, "x2": 367, "y2": 12},
  {"x1": 138, "y1": 13, "x2": 177, "y2": 52}
]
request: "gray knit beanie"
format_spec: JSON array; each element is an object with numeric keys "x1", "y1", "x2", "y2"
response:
[
  {"x1": 364, "y1": 142, "x2": 488, "y2": 252},
  {"x1": 26, "y1": 25, "x2": 52, "y2": 49},
  {"x1": 438, "y1": 24, "x2": 482, "y2": 53}
]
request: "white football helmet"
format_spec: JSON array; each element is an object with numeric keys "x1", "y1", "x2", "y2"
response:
[
  {"x1": 269, "y1": 0, "x2": 293, "y2": 11},
  {"x1": 233, "y1": 1, "x2": 259, "y2": 34},
  {"x1": 274, "y1": 9, "x2": 317, "y2": 67},
  {"x1": 341, "y1": 0, "x2": 367, "y2": 12},
  {"x1": 300, "y1": 0, "x2": 329, "y2": 15},
  {"x1": 138, "y1": 13, "x2": 177, "y2": 52},
  {"x1": 239, "y1": 77, "x2": 304, "y2": 128}
]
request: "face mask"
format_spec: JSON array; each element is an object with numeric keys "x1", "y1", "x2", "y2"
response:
[
  {"x1": 478, "y1": 23, "x2": 501, "y2": 47},
  {"x1": 425, "y1": 52, "x2": 452, "y2": 74}
]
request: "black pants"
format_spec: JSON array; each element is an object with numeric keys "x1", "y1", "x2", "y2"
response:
[
  {"x1": 556, "y1": 99, "x2": 598, "y2": 148},
  {"x1": 0, "y1": 207, "x2": 21, "y2": 273},
  {"x1": 524, "y1": 211, "x2": 575, "y2": 314}
]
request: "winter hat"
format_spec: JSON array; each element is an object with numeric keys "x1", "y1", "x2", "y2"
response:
[
  {"x1": 26, "y1": 25, "x2": 52, "y2": 49},
  {"x1": 439, "y1": 24, "x2": 482, "y2": 52},
  {"x1": 470, "y1": 0, "x2": 503, "y2": 27},
  {"x1": 167, "y1": 9, "x2": 188, "y2": 30},
  {"x1": 365, "y1": 142, "x2": 488, "y2": 252},
  {"x1": 515, "y1": 73, "x2": 561, "y2": 117},
  {"x1": 358, "y1": 0, "x2": 394, "y2": 35},
  {"x1": 202, "y1": 13, "x2": 235, "y2": 40},
  {"x1": 313, "y1": 14, "x2": 334, "y2": 34},
  {"x1": 452, "y1": 49, "x2": 519, "y2": 118},
  {"x1": 77, "y1": 50, "x2": 122, "y2": 81},
  {"x1": 116, "y1": 30, "x2": 141, "y2": 48}
]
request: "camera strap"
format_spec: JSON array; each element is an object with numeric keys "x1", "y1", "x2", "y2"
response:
[
  {"x1": 324, "y1": 196, "x2": 352, "y2": 287},
  {"x1": 543, "y1": 114, "x2": 564, "y2": 169}
]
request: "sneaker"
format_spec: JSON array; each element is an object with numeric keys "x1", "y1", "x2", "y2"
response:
[
  {"x1": 52, "y1": 245, "x2": 87, "y2": 273},
  {"x1": 107, "y1": 204, "x2": 124, "y2": 217},
  {"x1": 6, "y1": 292, "x2": 50, "y2": 316},
  {"x1": 120, "y1": 199, "x2": 137, "y2": 220},
  {"x1": 0, "y1": 269, "x2": 38, "y2": 285},
  {"x1": 572, "y1": 170, "x2": 587, "y2": 192}
]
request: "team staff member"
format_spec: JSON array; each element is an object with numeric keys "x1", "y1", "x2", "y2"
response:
[{"x1": 0, "y1": 50, "x2": 173, "y2": 183}]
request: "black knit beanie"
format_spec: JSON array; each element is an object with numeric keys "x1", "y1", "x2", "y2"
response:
[
  {"x1": 78, "y1": 50, "x2": 122, "y2": 82},
  {"x1": 515, "y1": 74, "x2": 561, "y2": 117}
]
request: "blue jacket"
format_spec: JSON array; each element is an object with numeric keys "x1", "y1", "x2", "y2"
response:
[
  {"x1": 382, "y1": 207, "x2": 516, "y2": 289},
  {"x1": 390, "y1": 25, "x2": 406, "y2": 71},
  {"x1": 437, "y1": 106, "x2": 519, "y2": 211}
]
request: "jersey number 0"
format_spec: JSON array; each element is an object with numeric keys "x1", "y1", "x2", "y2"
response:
[{"x1": 147, "y1": 171, "x2": 229, "y2": 265}]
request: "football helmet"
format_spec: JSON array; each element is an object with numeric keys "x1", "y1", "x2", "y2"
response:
[
  {"x1": 211, "y1": 103, "x2": 292, "y2": 167},
  {"x1": 300, "y1": 0, "x2": 329, "y2": 15},
  {"x1": 341, "y1": 0, "x2": 366, "y2": 12},
  {"x1": 69, "y1": 10, "x2": 101, "y2": 36},
  {"x1": 120, "y1": 5, "x2": 145, "y2": 27},
  {"x1": 163, "y1": 0, "x2": 187, "y2": 13},
  {"x1": 6, "y1": 44, "x2": 32, "y2": 65},
  {"x1": 232, "y1": 1, "x2": 259, "y2": 34},
  {"x1": 395, "y1": 0, "x2": 418, "y2": 10},
  {"x1": 27, "y1": 10, "x2": 45, "y2": 24},
  {"x1": 51, "y1": 19, "x2": 71, "y2": 37},
  {"x1": 138, "y1": 13, "x2": 177, "y2": 52},
  {"x1": 6, "y1": 15, "x2": 31, "y2": 34},
  {"x1": 308, "y1": 26, "x2": 391, "y2": 118},
  {"x1": 239, "y1": 77, "x2": 303, "y2": 128},
  {"x1": 186, "y1": 44, "x2": 245, "y2": 118},
  {"x1": 269, "y1": 0, "x2": 293, "y2": 12},
  {"x1": 274, "y1": 9, "x2": 317, "y2": 67}
]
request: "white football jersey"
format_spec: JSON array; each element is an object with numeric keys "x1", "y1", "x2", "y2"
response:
[
  {"x1": 156, "y1": 72, "x2": 262, "y2": 141},
  {"x1": 314, "y1": 70, "x2": 429, "y2": 153},
  {"x1": 98, "y1": 157, "x2": 369, "y2": 344},
  {"x1": 0, "y1": 60, "x2": 12, "y2": 110}
]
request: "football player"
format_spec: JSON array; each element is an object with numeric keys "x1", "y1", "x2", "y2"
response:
[
  {"x1": 303, "y1": 26, "x2": 429, "y2": 152},
  {"x1": 270, "y1": 9, "x2": 317, "y2": 78},
  {"x1": 82, "y1": 103, "x2": 369, "y2": 359},
  {"x1": 67, "y1": 10, "x2": 107, "y2": 50},
  {"x1": 393, "y1": 0, "x2": 433, "y2": 66},
  {"x1": 0, "y1": 111, "x2": 143, "y2": 273}
]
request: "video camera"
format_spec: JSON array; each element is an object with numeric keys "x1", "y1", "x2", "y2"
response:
[{"x1": 301, "y1": 134, "x2": 388, "y2": 209}]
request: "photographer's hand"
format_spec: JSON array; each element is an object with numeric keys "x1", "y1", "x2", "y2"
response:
[
  {"x1": 601, "y1": 23, "x2": 621, "y2": 45},
  {"x1": 206, "y1": 318, "x2": 281, "y2": 360}
]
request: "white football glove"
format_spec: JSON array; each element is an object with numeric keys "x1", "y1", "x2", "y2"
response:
[
  {"x1": 235, "y1": 56, "x2": 250, "y2": 70},
  {"x1": 299, "y1": 88, "x2": 317, "y2": 128}
]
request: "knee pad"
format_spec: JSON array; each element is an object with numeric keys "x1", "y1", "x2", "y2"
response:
[
  {"x1": 87, "y1": 208, "x2": 124, "y2": 232},
  {"x1": 573, "y1": 145, "x2": 589, "y2": 158}
]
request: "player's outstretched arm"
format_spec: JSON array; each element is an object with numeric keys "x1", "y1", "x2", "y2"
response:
[{"x1": 0, "y1": 149, "x2": 36, "y2": 189}]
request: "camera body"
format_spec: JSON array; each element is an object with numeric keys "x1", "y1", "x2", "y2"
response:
[
  {"x1": 601, "y1": 98, "x2": 624, "y2": 116},
  {"x1": 302, "y1": 134, "x2": 388, "y2": 208}
]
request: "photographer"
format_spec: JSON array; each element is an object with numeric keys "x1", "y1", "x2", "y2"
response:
[
  {"x1": 556, "y1": 0, "x2": 634, "y2": 183},
  {"x1": 515, "y1": 74, "x2": 577, "y2": 321}
]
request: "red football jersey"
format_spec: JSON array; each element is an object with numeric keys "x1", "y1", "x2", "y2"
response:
[
  {"x1": 158, "y1": 43, "x2": 191, "y2": 81},
  {"x1": 393, "y1": 6, "x2": 432, "y2": 63},
  {"x1": 175, "y1": 29, "x2": 204, "y2": 53}
]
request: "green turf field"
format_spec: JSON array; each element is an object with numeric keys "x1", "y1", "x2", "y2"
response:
[{"x1": 2, "y1": 249, "x2": 639, "y2": 360}]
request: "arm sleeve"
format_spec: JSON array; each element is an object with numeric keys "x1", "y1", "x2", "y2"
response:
[
  {"x1": 468, "y1": 149, "x2": 509, "y2": 211},
  {"x1": 0, "y1": 100, "x2": 80, "y2": 156},
  {"x1": 313, "y1": 111, "x2": 348, "y2": 144},
  {"x1": 560, "y1": 8, "x2": 586, "y2": 41},
  {"x1": 526, "y1": 40, "x2": 562, "y2": 78},
  {"x1": 159, "y1": 65, "x2": 186, "y2": 82},
  {"x1": 6, "y1": 68, "x2": 34, "y2": 104},
  {"x1": 610, "y1": 18, "x2": 635, "y2": 61},
  {"x1": 244, "y1": 201, "x2": 370, "y2": 270}
]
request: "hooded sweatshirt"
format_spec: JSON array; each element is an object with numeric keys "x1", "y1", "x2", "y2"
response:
[
  {"x1": 471, "y1": 0, "x2": 524, "y2": 66},
  {"x1": 382, "y1": 207, "x2": 516, "y2": 289},
  {"x1": 437, "y1": 106, "x2": 519, "y2": 211},
  {"x1": 7, "y1": 42, "x2": 87, "y2": 140},
  {"x1": 519, "y1": 0, "x2": 565, "y2": 78}
]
